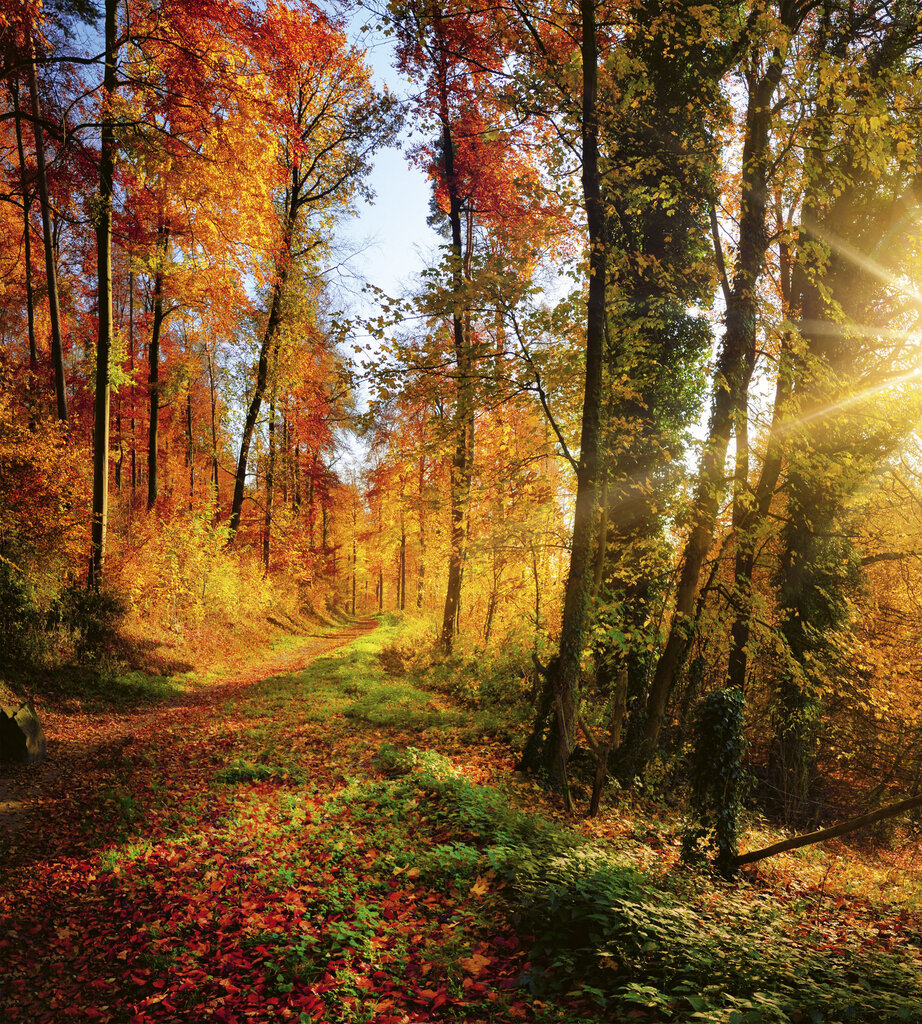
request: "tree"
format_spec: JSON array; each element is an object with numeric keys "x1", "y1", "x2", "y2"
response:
[{"x1": 228, "y1": 4, "x2": 398, "y2": 542}]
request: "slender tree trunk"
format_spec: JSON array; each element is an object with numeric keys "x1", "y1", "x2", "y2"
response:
[
  {"x1": 308, "y1": 459, "x2": 316, "y2": 549},
  {"x1": 206, "y1": 343, "x2": 220, "y2": 503},
  {"x1": 129, "y1": 269, "x2": 137, "y2": 493},
  {"x1": 417, "y1": 454, "x2": 426, "y2": 609},
  {"x1": 439, "y1": 100, "x2": 475, "y2": 652},
  {"x1": 281, "y1": 414, "x2": 289, "y2": 505},
  {"x1": 734, "y1": 794, "x2": 922, "y2": 869},
  {"x1": 263, "y1": 391, "x2": 276, "y2": 569},
  {"x1": 589, "y1": 665, "x2": 629, "y2": 818},
  {"x1": 187, "y1": 389, "x2": 194, "y2": 504},
  {"x1": 521, "y1": 0, "x2": 605, "y2": 810},
  {"x1": 229, "y1": 160, "x2": 299, "y2": 543},
  {"x1": 89, "y1": 0, "x2": 117, "y2": 589},
  {"x1": 147, "y1": 224, "x2": 169, "y2": 510},
  {"x1": 229, "y1": 273, "x2": 287, "y2": 541},
  {"x1": 293, "y1": 439, "x2": 301, "y2": 508},
  {"x1": 592, "y1": 471, "x2": 608, "y2": 598},
  {"x1": 115, "y1": 396, "x2": 122, "y2": 492},
  {"x1": 531, "y1": 540, "x2": 541, "y2": 638},
  {"x1": 726, "y1": 332, "x2": 795, "y2": 689},
  {"x1": 351, "y1": 499, "x2": 357, "y2": 616},
  {"x1": 399, "y1": 512, "x2": 406, "y2": 611},
  {"x1": 10, "y1": 76, "x2": 37, "y2": 375},
  {"x1": 484, "y1": 548, "x2": 501, "y2": 645},
  {"x1": 26, "y1": 29, "x2": 67, "y2": 421}
]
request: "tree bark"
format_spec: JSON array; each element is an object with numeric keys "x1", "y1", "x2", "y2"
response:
[
  {"x1": 438, "y1": 92, "x2": 475, "y2": 652},
  {"x1": 263, "y1": 390, "x2": 276, "y2": 569},
  {"x1": 229, "y1": 272, "x2": 286, "y2": 542},
  {"x1": 206, "y1": 343, "x2": 219, "y2": 503},
  {"x1": 525, "y1": 0, "x2": 605, "y2": 810},
  {"x1": 589, "y1": 665, "x2": 628, "y2": 818},
  {"x1": 399, "y1": 512, "x2": 407, "y2": 611},
  {"x1": 726, "y1": 329, "x2": 795, "y2": 689},
  {"x1": 186, "y1": 388, "x2": 194, "y2": 504},
  {"x1": 147, "y1": 224, "x2": 169, "y2": 510},
  {"x1": 129, "y1": 268, "x2": 137, "y2": 493},
  {"x1": 417, "y1": 453, "x2": 427, "y2": 609},
  {"x1": 9, "y1": 75, "x2": 37, "y2": 375},
  {"x1": 89, "y1": 0, "x2": 117, "y2": 589},
  {"x1": 26, "y1": 28, "x2": 67, "y2": 421}
]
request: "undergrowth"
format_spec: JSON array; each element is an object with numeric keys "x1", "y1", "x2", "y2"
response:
[
  {"x1": 5, "y1": 617, "x2": 922, "y2": 1024},
  {"x1": 359, "y1": 746, "x2": 922, "y2": 1023}
]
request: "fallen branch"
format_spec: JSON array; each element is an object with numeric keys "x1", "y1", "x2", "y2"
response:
[{"x1": 734, "y1": 793, "x2": 922, "y2": 868}]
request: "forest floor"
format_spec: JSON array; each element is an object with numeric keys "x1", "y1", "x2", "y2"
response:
[{"x1": 1, "y1": 617, "x2": 922, "y2": 1023}]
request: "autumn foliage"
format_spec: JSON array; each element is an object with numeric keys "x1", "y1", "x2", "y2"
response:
[{"x1": 6, "y1": 5, "x2": 922, "y2": 1018}]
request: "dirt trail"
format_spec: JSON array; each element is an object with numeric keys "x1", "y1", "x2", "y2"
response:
[{"x1": 0, "y1": 618, "x2": 378, "y2": 852}]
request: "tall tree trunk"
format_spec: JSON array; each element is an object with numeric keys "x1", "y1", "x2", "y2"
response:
[
  {"x1": 636, "y1": 55, "x2": 785, "y2": 771},
  {"x1": 187, "y1": 388, "x2": 194, "y2": 504},
  {"x1": 229, "y1": 272, "x2": 287, "y2": 541},
  {"x1": 229, "y1": 160, "x2": 300, "y2": 543},
  {"x1": 281, "y1": 413, "x2": 289, "y2": 505},
  {"x1": 89, "y1": 0, "x2": 117, "y2": 589},
  {"x1": 726, "y1": 329, "x2": 795, "y2": 690},
  {"x1": 592, "y1": 471, "x2": 608, "y2": 598},
  {"x1": 10, "y1": 75, "x2": 37, "y2": 375},
  {"x1": 26, "y1": 28, "x2": 67, "y2": 421},
  {"x1": 115, "y1": 396, "x2": 122, "y2": 492},
  {"x1": 399, "y1": 512, "x2": 406, "y2": 611},
  {"x1": 263, "y1": 391, "x2": 276, "y2": 569},
  {"x1": 439, "y1": 100, "x2": 475, "y2": 652},
  {"x1": 520, "y1": 0, "x2": 605, "y2": 810},
  {"x1": 129, "y1": 269, "x2": 137, "y2": 493},
  {"x1": 308, "y1": 458, "x2": 316, "y2": 550},
  {"x1": 206, "y1": 343, "x2": 219, "y2": 503},
  {"x1": 351, "y1": 498, "x2": 357, "y2": 616},
  {"x1": 417, "y1": 454, "x2": 426, "y2": 610},
  {"x1": 147, "y1": 224, "x2": 169, "y2": 510}
]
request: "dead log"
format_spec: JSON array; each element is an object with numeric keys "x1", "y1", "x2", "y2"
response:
[{"x1": 734, "y1": 793, "x2": 922, "y2": 868}]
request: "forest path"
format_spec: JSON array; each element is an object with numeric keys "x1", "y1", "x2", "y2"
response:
[
  {"x1": 0, "y1": 616, "x2": 531, "y2": 1024},
  {"x1": 0, "y1": 617, "x2": 380, "y2": 854}
]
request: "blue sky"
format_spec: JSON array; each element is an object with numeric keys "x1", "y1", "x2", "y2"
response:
[{"x1": 339, "y1": 15, "x2": 438, "y2": 309}]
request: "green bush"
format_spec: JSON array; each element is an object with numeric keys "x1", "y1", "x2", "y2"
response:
[
  {"x1": 0, "y1": 560, "x2": 42, "y2": 664},
  {"x1": 681, "y1": 687, "x2": 748, "y2": 877},
  {"x1": 56, "y1": 584, "x2": 127, "y2": 663}
]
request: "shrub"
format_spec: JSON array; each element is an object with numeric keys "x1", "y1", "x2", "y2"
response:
[
  {"x1": 0, "y1": 559, "x2": 42, "y2": 664},
  {"x1": 681, "y1": 687, "x2": 748, "y2": 877},
  {"x1": 56, "y1": 584, "x2": 127, "y2": 663}
]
